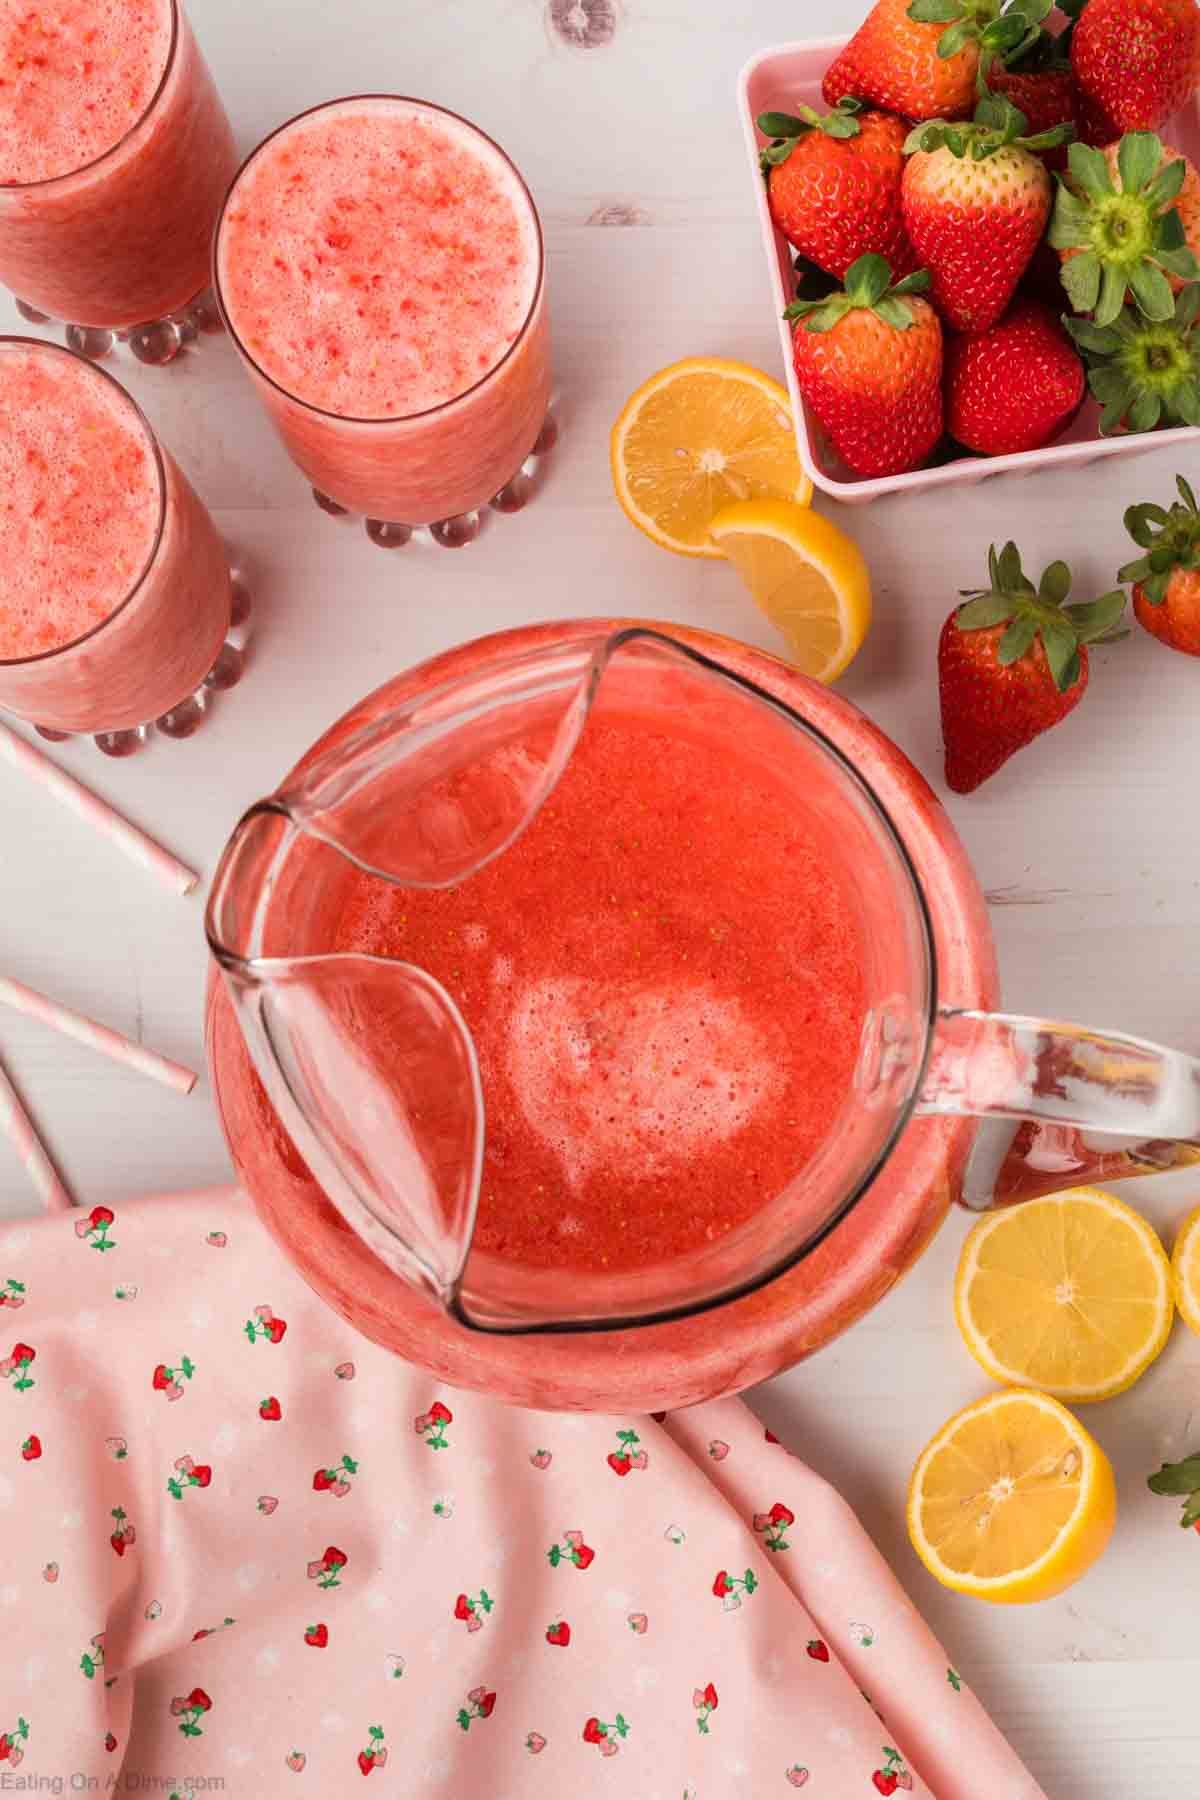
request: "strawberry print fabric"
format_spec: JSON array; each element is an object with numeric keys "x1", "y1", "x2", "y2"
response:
[{"x1": 0, "y1": 1187, "x2": 1045, "y2": 1797}]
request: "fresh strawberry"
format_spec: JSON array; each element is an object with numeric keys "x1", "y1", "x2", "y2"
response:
[
  {"x1": 1120, "y1": 473, "x2": 1200, "y2": 654},
  {"x1": 1071, "y1": 0, "x2": 1200, "y2": 138},
  {"x1": 1148, "y1": 1445, "x2": 1200, "y2": 1522},
  {"x1": 786, "y1": 254, "x2": 943, "y2": 477},
  {"x1": 822, "y1": 0, "x2": 1003, "y2": 122},
  {"x1": 946, "y1": 300, "x2": 1085, "y2": 451},
  {"x1": 986, "y1": 57, "x2": 1078, "y2": 167},
  {"x1": 938, "y1": 542, "x2": 1125, "y2": 791},
  {"x1": 1065, "y1": 283, "x2": 1200, "y2": 430},
  {"x1": 902, "y1": 97, "x2": 1070, "y2": 333},
  {"x1": 1052, "y1": 133, "x2": 1200, "y2": 324},
  {"x1": 759, "y1": 99, "x2": 917, "y2": 280}
]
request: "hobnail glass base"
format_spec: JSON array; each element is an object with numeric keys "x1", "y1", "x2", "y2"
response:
[
  {"x1": 33, "y1": 564, "x2": 252, "y2": 758},
  {"x1": 313, "y1": 409, "x2": 559, "y2": 550},
  {"x1": 14, "y1": 288, "x2": 224, "y2": 366}
]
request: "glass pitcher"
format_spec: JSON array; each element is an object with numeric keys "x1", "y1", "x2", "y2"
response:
[{"x1": 206, "y1": 624, "x2": 1200, "y2": 1337}]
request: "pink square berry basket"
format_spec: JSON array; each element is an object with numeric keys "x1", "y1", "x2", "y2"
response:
[{"x1": 738, "y1": 35, "x2": 1200, "y2": 505}]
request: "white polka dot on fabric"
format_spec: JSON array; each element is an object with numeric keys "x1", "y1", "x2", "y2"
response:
[
  {"x1": 226, "y1": 1746, "x2": 253, "y2": 1767},
  {"x1": 0, "y1": 1475, "x2": 13, "y2": 1508},
  {"x1": 60, "y1": 1509, "x2": 83, "y2": 1530},
  {"x1": 213, "y1": 1424, "x2": 239, "y2": 1457},
  {"x1": 234, "y1": 1563, "x2": 263, "y2": 1591},
  {"x1": 365, "y1": 1590, "x2": 389, "y2": 1613},
  {"x1": 23, "y1": 1656, "x2": 45, "y2": 1684},
  {"x1": 0, "y1": 1585, "x2": 19, "y2": 1606},
  {"x1": 255, "y1": 1647, "x2": 280, "y2": 1675},
  {"x1": 189, "y1": 1301, "x2": 215, "y2": 1331},
  {"x1": 75, "y1": 1312, "x2": 99, "y2": 1334},
  {"x1": 319, "y1": 1713, "x2": 346, "y2": 1734}
]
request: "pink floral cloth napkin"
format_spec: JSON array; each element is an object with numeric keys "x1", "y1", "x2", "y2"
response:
[{"x1": 0, "y1": 1186, "x2": 1045, "y2": 1798}]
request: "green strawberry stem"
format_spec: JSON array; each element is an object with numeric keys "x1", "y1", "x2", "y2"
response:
[
  {"x1": 904, "y1": 92, "x2": 1073, "y2": 159},
  {"x1": 956, "y1": 543, "x2": 1126, "y2": 691},
  {"x1": 907, "y1": 0, "x2": 1018, "y2": 63},
  {"x1": 1066, "y1": 286, "x2": 1200, "y2": 432},
  {"x1": 1051, "y1": 134, "x2": 1200, "y2": 327},
  {"x1": 1120, "y1": 474, "x2": 1200, "y2": 603},
  {"x1": 784, "y1": 254, "x2": 931, "y2": 333},
  {"x1": 757, "y1": 97, "x2": 863, "y2": 171}
]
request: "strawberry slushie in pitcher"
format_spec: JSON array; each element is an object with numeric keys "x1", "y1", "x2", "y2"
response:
[
  {"x1": 0, "y1": 0, "x2": 236, "y2": 349},
  {"x1": 215, "y1": 96, "x2": 551, "y2": 541},
  {"x1": 0, "y1": 337, "x2": 234, "y2": 744}
]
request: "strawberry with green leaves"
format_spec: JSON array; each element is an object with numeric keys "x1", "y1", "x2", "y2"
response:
[
  {"x1": 823, "y1": 0, "x2": 1011, "y2": 123},
  {"x1": 1071, "y1": 0, "x2": 1200, "y2": 141},
  {"x1": 785, "y1": 254, "x2": 943, "y2": 478},
  {"x1": 902, "y1": 96, "x2": 1073, "y2": 333},
  {"x1": 946, "y1": 299, "x2": 1084, "y2": 453},
  {"x1": 1120, "y1": 474, "x2": 1200, "y2": 656},
  {"x1": 1149, "y1": 1447, "x2": 1200, "y2": 1525},
  {"x1": 1050, "y1": 132, "x2": 1200, "y2": 326},
  {"x1": 979, "y1": 1, "x2": 1079, "y2": 168},
  {"x1": 758, "y1": 99, "x2": 917, "y2": 281},
  {"x1": 1065, "y1": 283, "x2": 1200, "y2": 431},
  {"x1": 939, "y1": 543, "x2": 1125, "y2": 792}
]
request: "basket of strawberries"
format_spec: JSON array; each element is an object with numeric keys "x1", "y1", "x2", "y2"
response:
[{"x1": 739, "y1": 0, "x2": 1200, "y2": 500}]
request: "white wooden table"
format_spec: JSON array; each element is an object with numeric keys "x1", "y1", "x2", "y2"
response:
[{"x1": 4, "y1": 3, "x2": 1200, "y2": 1792}]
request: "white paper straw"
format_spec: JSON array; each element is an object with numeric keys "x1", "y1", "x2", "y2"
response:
[
  {"x1": 0, "y1": 721, "x2": 199, "y2": 897},
  {"x1": 0, "y1": 976, "x2": 197, "y2": 1095},
  {"x1": 0, "y1": 1053, "x2": 73, "y2": 1212}
]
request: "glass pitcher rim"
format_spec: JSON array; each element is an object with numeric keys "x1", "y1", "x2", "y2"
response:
[{"x1": 206, "y1": 622, "x2": 942, "y2": 1333}]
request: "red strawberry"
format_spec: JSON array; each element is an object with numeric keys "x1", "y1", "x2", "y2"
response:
[
  {"x1": 987, "y1": 59, "x2": 1077, "y2": 169},
  {"x1": 874, "y1": 1774, "x2": 899, "y2": 1796},
  {"x1": 760, "y1": 100, "x2": 917, "y2": 281},
  {"x1": 806, "y1": 1638, "x2": 830, "y2": 1662},
  {"x1": 454, "y1": 1594, "x2": 472, "y2": 1620},
  {"x1": 304, "y1": 1623, "x2": 329, "y2": 1647},
  {"x1": 152, "y1": 1365, "x2": 171, "y2": 1391},
  {"x1": 477, "y1": 1692, "x2": 496, "y2": 1718},
  {"x1": 939, "y1": 542, "x2": 1125, "y2": 791},
  {"x1": 259, "y1": 1396, "x2": 282, "y2": 1421},
  {"x1": 193, "y1": 1628, "x2": 213, "y2": 1640},
  {"x1": 11, "y1": 1344, "x2": 34, "y2": 1365},
  {"x1": 21, "y1": 1434, "x2": 41, "y2": 1460},
  {"x1": 428, "y1": 1400, "x2": 452, "y2": 1424},
  {"x1": 89, "y1": 1206, "x2": 114, "y2": 1228},
  {"x1": 788, "y1": 254, "x2": 943, "y2": 478},
  {"x1": 702, "y1": 1682, "x2": 718, "y2": 1710},
  {"x1": 323, "y1": 1545, "x2": 347, "y2": 1569},
  {"x1": 768, "y1": 1502, "x2": 795, "y2": 1526},
  {"x1": 312, "y1": 1468, "x2": 332, "y2": 1491},
  {"x1": 186, "y1": 1688, "x2": 212, "y2": 1712},
  {"x1": 582, "y1": 1718, "x2": 604, "y2": 1745},
  {"x1": 822, "y1": 0, "x2": 994, "y2": 122},
  {"x1": 0, "y1": 1735, "x2": 9, "y2": 1759},
  {"x1": 573, "y1": 1543, "x2": 595, "y2": 1569},
  {"x1": 191, "y1": 1464, "x2": 212, "y2": 1487},
  {"x1": 266, "y1": 1318, "x2": 287, "y2": 1344},
  {"x1": 104, "y1": 1732, "x2": 117, "y2": 1753},
  {"x1": 946, "y1": 300, "x2": 1085, "y2": 453},
  {"x1": 902, "y1": 98, "x2": 1067, "y2": 334},
  {"x1": 712, "y1": 1571, "x2": 732, "y2": 1597},
  {"x1": 1121, "y1": 473, "x2": 1200, "y2": 655},
  {"x1": 1071, "y1": 0, "x2": 1200, "y2": 138},
  {"x1": 110, "y1": 1532, "x2": 127, "y2": 1556},
  {"x1": 764, "y1": 1428, "x2": 781, "y2": 1444},
  {"x1": 357, "y1": 1751, "x2": 375, "y2": 1775},
  {"x1": 607, "y1": 1453, "x2": 632, "y2": 1477},
  {"x1": 546, "y1": 1620, "x2": 571, "y2": 1646}
]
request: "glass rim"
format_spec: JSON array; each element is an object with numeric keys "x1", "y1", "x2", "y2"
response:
[
  {"x1": 0, "y1": 0, "x2": 180, "y2": 193},
  {"x1": 0, "y1": 335, "x2": 167, "y2": 668},
  {"x1": 211, "y1": 93, "x2": 547, "y2": 428}
]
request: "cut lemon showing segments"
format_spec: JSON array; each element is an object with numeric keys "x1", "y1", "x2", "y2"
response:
[
  {"x1": 611, "y1": 357, "x2": 812, "y2": 558},
  {"x1": 954, "y1": 1186, "x2": 1173, "y2": 1403},
  {"x1": 708, "y1": 498, "x2": 871, "y2": 683},
  {"x1": 1171, "y1": 1203, "x2": 1200, "y2": 1336},
  {"x1": 907, "y1": 1389, "x2": 1116, "y2": 1604}
]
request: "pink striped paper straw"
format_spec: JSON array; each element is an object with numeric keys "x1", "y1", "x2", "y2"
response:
[
  {"x1": 0, "y1": 721, "x2": 198, "y2": 897},
  {"x1": 0, "y1": 1053, "x2": 73, "y2": 1213},
  {"x1": 0, "y1": 977, "x2": 197, "y2": 1095}
]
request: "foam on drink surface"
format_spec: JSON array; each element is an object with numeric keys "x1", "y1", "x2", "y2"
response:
[
  {"x1": 216, "y1": 98, "x2": 540, "y2": 419},
  {"x1": 332, "y1": 704, "x2": 866, "y2": 1274},
  {"x1": 0, "y1": 0, "x2": 172, "y2": 185},
  {"x1": 0, "y1": 340, "x2": 160, "y2": 658}
]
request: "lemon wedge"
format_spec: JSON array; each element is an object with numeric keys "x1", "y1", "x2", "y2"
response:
[
  {"x1": 907, "y1": 1388, "x2": 1116, "y2": 1604},
  {"x1": 1171, "y1": 1202, "x2": 1200, "y2": 1336},
  {"x1": 610, "y1": 357, "x2": 811, "y2": 558},
  {"x1": 954, "y1": 1185, "x2": 1173, "y2": 1403},
  {"x1": 708, "y1": 497, "x2": 871, "y2": 682}
]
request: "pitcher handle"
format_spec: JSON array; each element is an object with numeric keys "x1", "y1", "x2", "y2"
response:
[{"x1": 918, "y1": 1009, "x2": 1200, "y2": 1210}]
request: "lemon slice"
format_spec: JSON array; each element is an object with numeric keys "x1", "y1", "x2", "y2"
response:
[
  {"x1": 907, "y1": 1388, "x2": 1116, "y2": 1604},
  {"x1": 954, "y1": 1186, "x2": 1173, "y2": 1403},
  {"x1": 1171, "y1": 1203, "x2": 1200, "y2": 1336},
  {"x1": 708, "y1": 497, "x2": 871, "y2": 683},
  {"x1": 610, "y1": 358, "x2": 812, "y2": 559}
]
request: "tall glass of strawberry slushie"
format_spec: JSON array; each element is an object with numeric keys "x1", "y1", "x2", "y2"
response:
[
  {"x1": 0, "y1": 0, "x2": 237, "y2": 361},
  {"x1": 0, "y1": 337, "x2": 238, "y2": 752},
  {"x1": 214, "y1": 96, "x2": 552, "y2": 547}
]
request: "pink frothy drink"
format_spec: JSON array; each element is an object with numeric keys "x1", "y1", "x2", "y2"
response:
[
  {"x1": 0, "y1": 337, "x2": 231, "y2": 735},
  {"x1": 0, "y1": 0, "x2": 236, "y2": 330},
  {"x1": 215, "y1": 97, "x2": 551, "y2": 530}
]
